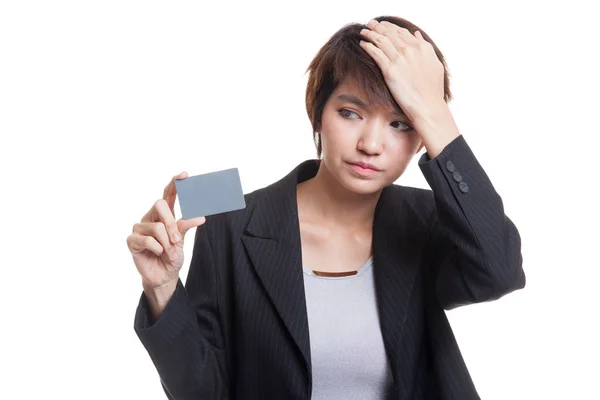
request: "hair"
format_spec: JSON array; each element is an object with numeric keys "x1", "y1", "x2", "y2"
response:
[{"x1": 305, "y1": 15, "x2": 453, "y2": 158}]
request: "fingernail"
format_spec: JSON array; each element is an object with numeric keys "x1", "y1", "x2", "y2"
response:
[{"x1": 173, "y1": 232, "x2": 181, "y2": 242}]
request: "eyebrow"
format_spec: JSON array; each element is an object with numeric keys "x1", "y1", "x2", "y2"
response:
[{"x1": 336, "y1": 94, "x2": 406, "y2": 118}]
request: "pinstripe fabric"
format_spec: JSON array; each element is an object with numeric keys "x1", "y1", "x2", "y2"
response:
[{"x1": 134, "y1": 134, "x2": 525, "y2": 399}]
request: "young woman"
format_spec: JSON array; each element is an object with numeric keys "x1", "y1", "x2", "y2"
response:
[{"x1": 127, "y1": 15, "x2": 525, "y2": 400}]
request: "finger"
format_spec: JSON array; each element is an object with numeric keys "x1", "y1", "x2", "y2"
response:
[
  {"x1": 177, "y1": 216, "x2": 207, "y2": 236},
  {"x1": 152, "y1": 199, "x2": 182, "y2": 244},
  {"x1": 376, "y1": 21, "x2": 413, "y2": 52},
  {"x1": 369, "y1": 20, "x2": 399, "y2": 38},
  {"x1": 378, "y1": 21, "x2": 420, "y2": 47},
  {"x1": 360, "y1": 29, "x2": 397, "y2": 64},
  {"x1": 141, "y1": 172, "x2": 187, "y2": 223},
  {"x1": 163, "y1": 171, "x2": 188, "y2": 213},
  {"x1": 127, "y1": 233, "x2": 164, "y2": 257},
  {"x1": 359, "y1": 40, "x2": 391, "y2": 71},
  {"x1": 140, "y1": 199, "x2": 180, "y2": 243},
  {"x1": 374, "y1": 22, "x2": 410, "y2": 56},
  {"x1": 413, "y1": 30, "x2": 434, "y2": 52},
  {"x1": 132, "y1": 221, "x2": 176, "y2": 257}
]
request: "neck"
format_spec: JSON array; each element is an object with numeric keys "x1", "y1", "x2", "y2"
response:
[{"x1": 297, "y1": 161, "x2": 381, "y2": 230}]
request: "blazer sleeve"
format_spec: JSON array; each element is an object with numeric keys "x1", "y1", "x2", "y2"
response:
[
  {"x1": 133, "y1": 221, "x2": 229, "y2": 399},
  {"x1": 418, "y1": 134, "x2": 526, "y2": 310}
]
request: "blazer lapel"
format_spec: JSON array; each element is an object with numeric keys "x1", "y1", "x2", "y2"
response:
[
  {"x1": 240, "y1": 160, "x2": 320, "y2": 378},
  {"x1": 372, "y1": 186, "x2": 423, "y2": 398}
]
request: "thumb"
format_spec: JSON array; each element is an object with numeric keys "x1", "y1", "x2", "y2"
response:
[{"x1": 176, "y1": 216, "x2": 207, "y2": 241}]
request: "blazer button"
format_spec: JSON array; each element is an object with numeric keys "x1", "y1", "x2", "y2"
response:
[
  {"x1": 452, "y1": 171, "x2": 463, "y2": 182},
  {"x1": 459, "y1": 181, "x2": 469, "y2": 193},
  {"x1": 445, "y1": 161, "x2": 456, "y2": 172}
]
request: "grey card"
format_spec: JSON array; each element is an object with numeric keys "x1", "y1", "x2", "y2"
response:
[{"x1": 174, "y1": 167, "x2": 246, "y2": 219}]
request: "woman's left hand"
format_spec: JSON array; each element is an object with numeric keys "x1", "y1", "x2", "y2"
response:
[{"x1": 359, "y1": 19, "x2": 446, "y2": 123}]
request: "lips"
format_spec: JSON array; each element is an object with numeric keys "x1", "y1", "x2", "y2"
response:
[
  {"x1": 347, "y1": 161, "x2": 381, "y2": 177},
  {"x1": 349, "y1": 161, "x2": 380, "y2": 171}
]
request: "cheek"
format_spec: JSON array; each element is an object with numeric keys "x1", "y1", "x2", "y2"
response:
[
  {"x1": 321, "y1": 118, "x2": 357, "y2": 148},
  {"x1": 388, "y1": 133, "x2": 420, "y2": 154}
]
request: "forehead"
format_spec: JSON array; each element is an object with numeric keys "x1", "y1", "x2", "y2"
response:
[
  {"x1": 331, "y1": 78, "x2": 405, "y2": 116},
  {"x1": 332, "y1": 78, "x2": 362, "y2": 95}
]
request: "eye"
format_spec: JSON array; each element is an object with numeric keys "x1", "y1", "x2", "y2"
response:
[
  {"x1": 391, "y1": 121, "x2": 414, "y2": 131},
  {"x1": 338, "y1": 109, "x2": 359, "y2": 119}
]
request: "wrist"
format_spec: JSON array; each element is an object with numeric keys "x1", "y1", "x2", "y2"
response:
[
  {"x1": 142, "y1": 279, "x2": 178, "y2": 319},
  {"x1": 412, "y1": 104, "x2": 461, "y2": 159}
]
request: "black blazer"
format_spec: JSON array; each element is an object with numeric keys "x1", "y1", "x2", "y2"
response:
[{"x1": 134, "y1": 135, "x2": 525, "y2": 399}]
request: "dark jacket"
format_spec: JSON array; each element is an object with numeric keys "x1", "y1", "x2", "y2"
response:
[{"x1": 134, "y1": 135, "x2": 525, "y2": 399}]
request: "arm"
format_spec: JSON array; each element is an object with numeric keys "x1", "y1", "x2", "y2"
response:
[
  {"x1": 418, "y1": 134, "x2": 525, "y2": 310},
  {"x1": 133, "y1": 222, "x2": 229, "y2": 399}
]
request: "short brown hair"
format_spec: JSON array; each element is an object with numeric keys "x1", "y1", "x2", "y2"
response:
[{"x1": 305, "y1": 15, "x2": 453, "y2": 158}]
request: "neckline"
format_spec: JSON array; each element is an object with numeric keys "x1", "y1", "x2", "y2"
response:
[{"x1": 302, "y1": 256, "x2": 373, "y2": 280}]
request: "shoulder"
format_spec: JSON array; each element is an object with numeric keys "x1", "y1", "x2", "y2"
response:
[
  {"x1": 200, "y1": 180, "x2": 277, "y2": 238},
  {"x1": 386, "y1": 182, "x2": 432, "y2": 203},
  {"x1": 380, "y1": 183, "x2": 437, "y2": 229}
]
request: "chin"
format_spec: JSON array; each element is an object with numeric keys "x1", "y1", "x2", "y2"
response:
[{"x1": 338, "y1": 171, "x2": 387, "y2": 195}]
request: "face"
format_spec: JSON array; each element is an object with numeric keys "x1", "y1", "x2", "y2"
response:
[{"x1": 316, "y1": 79, "x2": 424, "y2": 195}]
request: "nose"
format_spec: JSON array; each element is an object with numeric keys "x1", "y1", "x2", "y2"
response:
[{"x1": 357, "y1": 124, "x2": 385, "y2": 155}]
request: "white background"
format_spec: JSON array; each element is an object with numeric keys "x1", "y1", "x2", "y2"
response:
[{"x1": 1, "y1": 1, "x2": 599, "y2": 399}]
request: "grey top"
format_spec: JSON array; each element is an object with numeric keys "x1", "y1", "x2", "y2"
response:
[{"x1": 302, "y1": 256, "x2": 394, "y2": 399}]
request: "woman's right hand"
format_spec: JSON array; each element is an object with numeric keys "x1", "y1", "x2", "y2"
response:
[{"x1": 126, "y1": 172, "x2": 206, "y2": 290}]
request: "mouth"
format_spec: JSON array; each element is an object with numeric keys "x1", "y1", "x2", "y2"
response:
[{"x1": 347, "y1": 161, "x2": 381, "y2": 176}]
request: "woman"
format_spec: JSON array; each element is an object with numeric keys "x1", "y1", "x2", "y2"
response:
[{"x1": 127, "y1": 15, "x2": 525, "y2": 399}]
